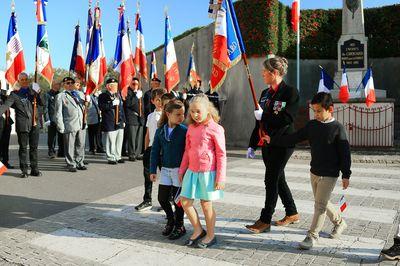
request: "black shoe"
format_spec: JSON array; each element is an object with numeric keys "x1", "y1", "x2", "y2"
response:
[
  {"x1": 3, "y1": 163, "x2": 14, "y2": 169},
  {"x1": 20, "y1": 172, "x2": 28, "y2": 178},
  {"x1": 184, "y1": 229, "x2": 207, "y2": 247},
  {"x1": 196, "y1": 237, "x2": 217, "y2": 249},
  {"x1": 49, "y1": 154, "x2": 56, "y2": 159},
  {"x1": 97, "y1": 149, "x2": 105, "y2": 153},
  {"x1": 134, "y1": 201, "x2": 152, "y2": 212},
  {"x1": 128, "y1": 157, "x2": 136, "y2": 162},
  {"x1": 77, "y1": 165, "x2": 87, "y2": 170},
  {"x1": 30, "y1": 170, "x2": 42, "y2": 177},
  {"x1": 169, "y1": 226, "x2": 187, "y2": 240},
  {"x1": 68, "y1": 167, "x2": 77, "y2": 172},
  {"x1": 122, "y1": 152, "x2": 128, "y2": 157},
  {"x1": 162, "y1": 221, "x2": 175, "y2": 236},
  {"x1": 83, "y1": 160, "x2": 89, "y2": 165},
  {"x1": 381, "y1": 239, "x2": 400, "y2": 260},
  {"x1": 117, "y1": 159, "x2": 125, "y2": 163},
  {"x1": 108, "y1": 161, "x2": 117, "y2": 165},
  {"x1": 136, "y1": 154, "x2": 143, "y2": 160}
]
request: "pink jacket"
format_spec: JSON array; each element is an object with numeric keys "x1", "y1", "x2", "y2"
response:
[{"x1": 179, "y1": 119, "x2": 227, "y2": 183}]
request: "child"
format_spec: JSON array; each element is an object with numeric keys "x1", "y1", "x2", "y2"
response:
[
  {"x1": 150, "y1": 99, "x2": 187, "y2": 240},
  {"x1": 179, "y1": 94, "x2": 227, "y2": 249},
  {"x1": 135, "y1": 88, "x2": 166, "y2": 212},
  {"x1": 266, "y1": 92, "x2": 351, "y2": 250}
]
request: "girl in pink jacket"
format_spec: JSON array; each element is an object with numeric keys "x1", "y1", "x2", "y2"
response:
[{"x1": 178, "y1": 94, "x2": 227, "y2": 249}]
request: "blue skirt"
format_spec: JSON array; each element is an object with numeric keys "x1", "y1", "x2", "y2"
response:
[{"x1": 180, "y1": 170, "x2": 224, "y2": 201}]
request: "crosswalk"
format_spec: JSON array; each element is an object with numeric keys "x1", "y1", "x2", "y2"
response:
[{"x1": 27, "y1": 159, "x2": 400, "y2": 265}]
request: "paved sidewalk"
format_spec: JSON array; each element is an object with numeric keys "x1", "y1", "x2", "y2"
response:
[{"x1": 0, "y1": 155, "x2": 399, "y2": 265}]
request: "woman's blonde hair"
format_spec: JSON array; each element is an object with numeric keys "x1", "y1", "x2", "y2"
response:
[
  {"x1": 263, "y1": 55, "x2": 288, "y2": 76},
  {"x1": 158, "y1": 99, "x2": 185, "y2": 128},
  {"x1": 186, "y1": 94, "x2": 220, "y2": 125}
]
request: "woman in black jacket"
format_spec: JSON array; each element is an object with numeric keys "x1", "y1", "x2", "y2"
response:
[{"x1": 246, "y1": 55, "x2": 299, "y2": 233}]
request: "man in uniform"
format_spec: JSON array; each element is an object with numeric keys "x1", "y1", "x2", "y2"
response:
[
  {"x1": 0, "y1": 72, "x2": 43, "y2": 178},
  {"x1": 98, "y1": 78, "x2": 125, "y2": 164},
  {"x1": 55, "y1": 76, "x2": 89, "y2": 172}
]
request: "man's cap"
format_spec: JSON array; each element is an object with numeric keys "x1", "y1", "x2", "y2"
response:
[
  {"x1": 106, "y1": 78, "x2": 118, "y2": 84},
  {"x1": 62, "y1": 77, "x2": 75, "y2": 83},
  {"x1": 151, "y1": 77, "x2": 161, "y2": 82}
]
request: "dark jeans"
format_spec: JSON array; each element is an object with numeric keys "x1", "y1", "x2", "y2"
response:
[
  {"x1": 17, "y1": 126, "x2": 40, "y2": 173},
  {"x1": 158, "y1": 184, "x2": 184, "y2": 226},
  {"x1": 260, "y1": 146, "x2": 297, "y2": 224},
  {"x1": 128, "y1": 125, "x2": 143, "y2": 158},
  {"x1": 0, "y1": 121, "x2": 11, "y2": 164},
  {"x1": 142, "y1": 147, "x2": 152, "y2": 202},
  {"x1": 88, "y1": 123, "x2": 104, "y2": 152},
  {"x1": 48, "y1": 122, "x2": 64, "y2": 156}
]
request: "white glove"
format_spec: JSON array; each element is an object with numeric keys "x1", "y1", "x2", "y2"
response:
[
  {"x1": 246, "y1": 147, "x2": 255, "y2": 159},
  {"x1": 112, "y1": 98, "x2": 120, "y2": 106},
  {"x1": 44, "y1": 120, "x2": 51, "y2": 127},
  {"x1": 136, "y1": 90, "x2": 143, "y2": 99},
  {"x1": 5, "y1": 89, "x2": 11, "y2": 96},
  {"x1": 85, "y1": 94, "x2": 91, "y2": 102},
  {"x1": 32, "y1": 82, "x2": 41, "y2": 93},
  {"x1": 182, "y1": 93, "x2": 187, "y2": 100},
  {"x1": 254, "y1": 106, "x2": 263, "y2": 121}
]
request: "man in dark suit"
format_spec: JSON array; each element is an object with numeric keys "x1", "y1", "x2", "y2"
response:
[
  {"x1": 0, "y1": 87, "x2": 14, "y2": 169},
  {"x1": 44, "y1": 80, "x2": 64, "y2": 158},
  {"x1": 0, "y1": 73, "x2": 43, "y2": 178},
  {"x1": 186, "y1": 79, "x2": 203, "y2": 102},
  {"x1": 124, "y1": 78, "x2": 145, "y2": 161},
  {"x1": 143, "y1": 77, "x2": 161, "y2": 118}
]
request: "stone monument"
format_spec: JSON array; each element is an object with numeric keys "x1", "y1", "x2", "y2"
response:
[{"x1": 332, "y1": 0, "x2": 386, "y2": 99}]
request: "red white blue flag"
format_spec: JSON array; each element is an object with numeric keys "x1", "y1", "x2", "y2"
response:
[
  {"x1": 164, "y1": 14, "x2": 180, "y2": 92},
  {"x1": 362, "y1": 68, "x2": 376, "y2": 107},
  {"x1": 134, "y1": 12, "x2": 148, "y2": 80},
  {"x1": 99, "y1": 25, "x2": 107, "y2": 88},
  {"x1": 210, "y1": 0, "x2": 244, "y2": 91},
  {"x1": 69, "y1": 24, "x2": 85, "y2": 79},
  {"x1": 113, "y1": 4, "x2": 135, "y2": 99},
  {"x1": 5, "y1": 9, "x2": 26, "y2": 86},
  {"x1": 85, "y1": 6, "x2": 93, "y2": 62},
  {"x1": 149, "y1": 51, "x2": 158, "y2": 80},
  {"x1": 34, "y1": 0, "x2": 53, "y2": 85},
  {"x1": 339, "y1": 68, "x2": 350, "y2": 103},
  {"x1": 187, "y1": 43, "x2": 200, "y2": 87},
  {"x1": 339, "y1": 195, "x2": 347, "y2": 212},
  {"x1": 317, "y1": 68, "x2": 334, "y2": 93}
]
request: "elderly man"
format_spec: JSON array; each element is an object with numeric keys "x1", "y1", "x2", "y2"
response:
[
  {"x1": 0, "y1": 73, "x2": 43, "y2": 178},
  {"x1": 44, "y1": 80, "x2": 64, "y2": 159},
  {"x1": 55, "y1": 76, "x2": 89, "y2": 172},
  {"x1": 98, "y1": 78, "x2": 125, "y2": 164}
]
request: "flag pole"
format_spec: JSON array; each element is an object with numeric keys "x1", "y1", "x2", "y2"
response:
[{"x1": 296, "y1": 0, "x2": 300, "y2": 92}]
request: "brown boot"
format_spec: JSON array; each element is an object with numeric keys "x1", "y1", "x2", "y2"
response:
[
  {"x1": 245, "y1": 219, "x2": 271, "y2": 233},
  {"x1": 274, "y1": 214, "x2": 300, "y2": 226}
]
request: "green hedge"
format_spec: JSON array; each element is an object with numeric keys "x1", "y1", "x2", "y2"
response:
[{"x1": 234, "y1": 1, "x2": 400, "y2": 59}]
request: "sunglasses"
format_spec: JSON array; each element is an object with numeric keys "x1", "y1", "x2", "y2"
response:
[{"x1": 65, "y1": 81, "x2": 74, "y2": 85}]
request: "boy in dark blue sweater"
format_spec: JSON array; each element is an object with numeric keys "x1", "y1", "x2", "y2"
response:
[{"x1": 267, "y1": 92, "x2": 351, "y2": 250}]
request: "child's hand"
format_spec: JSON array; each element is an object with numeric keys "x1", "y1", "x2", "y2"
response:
[
  {"x1": 178, "y1": 173, "x2": 184, "y2": 183},
  {"x1": 342, "y1": 179, "x2": 349, "y2": 190},
  {"x1": 215, "y1": 182, "x2": 225, "y2": 190},
  {"x1": 150, "y1": 174, "x2": 157, "y2": 182}
]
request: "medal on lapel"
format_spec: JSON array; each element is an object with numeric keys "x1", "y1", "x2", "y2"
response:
[{"x1": 273, "y1": 101, "x2": 286, "y2": 114}]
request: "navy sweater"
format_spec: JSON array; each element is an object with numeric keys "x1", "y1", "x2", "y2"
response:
[
  {"x1": 150, "y1": 124, "x2": 187, "y2": 174},
  {"x1": 271, "y1": 119, "x2": 351, "y2": 179}
]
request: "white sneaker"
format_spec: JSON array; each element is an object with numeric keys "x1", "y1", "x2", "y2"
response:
[
  {"x1": 299, "y1": 235, "x2": 318, "y2": 250},
  {"x1": 330, "y1": 219, "x2": 347, "y2": 239}
]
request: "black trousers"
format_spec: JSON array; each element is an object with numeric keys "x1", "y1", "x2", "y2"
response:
[
  {"x1": 88, "y1": 123, "x2": 104, "y2": 152},
  {"x1": 158, "y1": 184, "x2": 184, "y2": 226},
  {"x1": 142, "y1": 147, "x2": 152, "y2": 202},
  {"x1": 260, "y1": 145, "x2": 298, "y2": 224},
  {"x1": 0, "y1": 120, "x2": 11, "y2": 164},
  {"x1": 48, "y1": 122, "x2": 64, "y2": 156},
  {"x1": 17, "y1": 126, "x2": 40, "y2": 173},
  {"x1": 128, "y1": 125, "x2": 143, "y2": 158}
]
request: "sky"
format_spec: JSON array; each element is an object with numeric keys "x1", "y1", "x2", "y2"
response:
[{"x1": 0, "y1": 0, "x2": 398, "y2": 73}]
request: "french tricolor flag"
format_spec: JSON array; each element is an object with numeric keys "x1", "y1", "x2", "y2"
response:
[
  {"x1": 339, "y1": 195, "x2": 347, "y2": 212},
  {"x1": 34, "y1": 0, "x2": 47, "y2": 24},
  {"x1": 5, "y1": 9, "x2": 26, "y2": 86},
  {"x1": 317, "y1": 68, "x2": 334, "y2": 93},
  {"x1": 187, "y1": 43, "x2": 200, "y2": 87},
  {"x1": 149, "y1": 51, "x2": 158, "y2": 80},
  {"x1": 339, "y1": 68, "x2": 350, "y2": 103},
  {"x1": 0, "y1": 162, "x2": 7, "y2": 176},
  {"x1": 86, "y1": 6, "x2": 102, "y2": 95},
  {"x1": 69, "y1": 24, "x2": 85, "y2": 79},
  {"x1": 362, "y1": 68, "x2": 376, "y2": 108},
  {"x1": 164, "y1": 14, "x2": 180, "y2": 92},
  {"x1": 134, "y1": 13, "x2": 148, "y2": 80},
  {"x1": 99, "y1": 25, "x2": 107, "y2": 88},
  {"x1": 113, "y1": 6, "x2": 134, "y2": 99}
]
